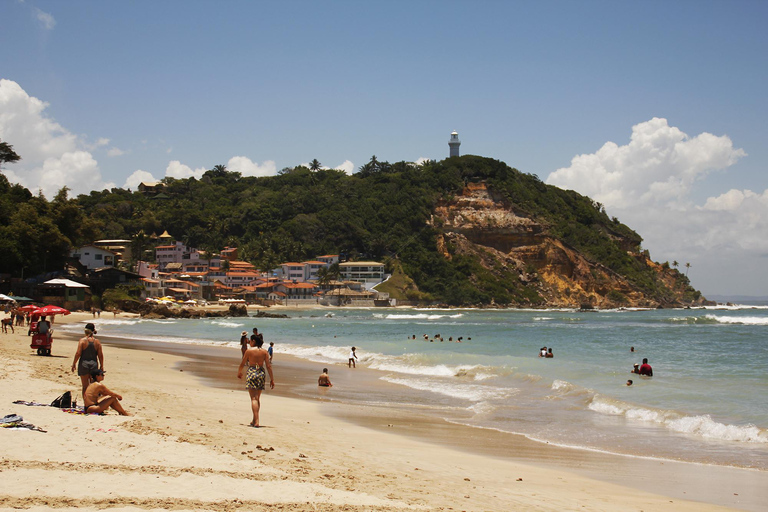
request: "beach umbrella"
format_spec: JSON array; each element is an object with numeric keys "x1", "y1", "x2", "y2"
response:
[
  {"x1": 18, "y1": 305, "x2": 40, "y2": 312},
  {"x1": 36, "y1": 305, "x2": 71, "y2": 315}
]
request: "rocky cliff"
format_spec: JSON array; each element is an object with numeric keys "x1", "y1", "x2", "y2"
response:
[{"x1": 429, "y1": 182, "x2": 706, "y2": 308}]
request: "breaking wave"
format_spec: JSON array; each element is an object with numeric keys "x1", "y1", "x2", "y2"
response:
[{"x1": 588, "y1": 395, "x2": 768, "y2": 444}]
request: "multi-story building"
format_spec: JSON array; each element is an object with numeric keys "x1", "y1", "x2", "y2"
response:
[{"x1": 338, "y1": 261, "x2": 385, "y2": 284}]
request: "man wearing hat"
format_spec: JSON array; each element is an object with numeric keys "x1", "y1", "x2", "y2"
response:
[{"x1": 83, "y1": 369, "x2": 129, "y2": 415}]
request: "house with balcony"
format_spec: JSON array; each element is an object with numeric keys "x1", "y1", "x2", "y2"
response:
[{"x1": 338, "y1": 261, "x2": 385, "y2": 284}]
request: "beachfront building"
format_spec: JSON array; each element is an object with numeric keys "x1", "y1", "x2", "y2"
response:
[
  {"x1": 274, "y1": 282, "x2": 319, "y2": 305},
  {"x1": 38, "y1": 278, "x2": 92, "y2": 311},
  {"x1": 280, "y1": 263, "x2": 307, "y2": 282},
  {"x1": 316, "y1": 254, "x2": 339, "y2": 266},
  {"x1": 303, "y1": 261, "x2": 329, "y2": 281},
  {"x1": 155, "y1": 241, "x2": 185, "y2": 270},
  {"x1": 70, "y1": 245, "x2": 118, "y2": 270},
  {"x1": 338, "y1": 261, "x2": 386, "y2": 284},
  {"x1": 224, "y1": 270, "x2": 261, "y2": 288}
]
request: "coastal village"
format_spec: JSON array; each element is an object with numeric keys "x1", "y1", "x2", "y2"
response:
[{"x1": 6, "y1": 232, "x2": 390, "y2": 311}]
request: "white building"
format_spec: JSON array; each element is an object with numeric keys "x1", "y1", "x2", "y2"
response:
[
  {"x1": 70, "y1": 245, "x2": 118, "y2": 270},
  {"x1": 338, "y1": 261, "x2": 385, "y2": 284}
]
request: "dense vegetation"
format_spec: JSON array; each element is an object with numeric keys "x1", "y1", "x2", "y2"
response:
[{"x1": 0, "y1": 154, "x2": 690, "y2": 306}]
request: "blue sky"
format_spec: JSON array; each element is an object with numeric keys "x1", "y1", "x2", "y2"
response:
[{"x1": 2, "y1": 1, "x2": 767, "y2": 297}]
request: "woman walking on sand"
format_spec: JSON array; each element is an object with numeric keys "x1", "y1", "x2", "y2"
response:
[{"x1": 72, "y1": 323, "x2": 104, "y2": 401}]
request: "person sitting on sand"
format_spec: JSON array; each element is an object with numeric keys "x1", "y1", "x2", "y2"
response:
[
  {"x1": 83, "y1": 369, "x2": 129, "y2": 415},
  {"x1": 348, "y1": 346, "x2": 358, "y2": 368},
  {"x1": 318, "y1": 368, "x2": 333, "y2": 387},
  {"x1": 639, "y1": 358, "x2": 653, "y2": 377},
  {"x1": 72, "y1": 323, "x2": 104, "y2": 401},
  {"x1": 545, "y1": 348, "x2": 554, "y2": 358},
  {"x1": 237, "y1": 336, "x2": 274, "y2": 427}
]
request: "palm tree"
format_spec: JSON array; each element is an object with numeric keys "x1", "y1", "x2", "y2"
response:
[
  {"x1": 672, "y1": 260, "x2": 679, "y2": 269},
  {"x1": 685, "y1": 262, "x2": 691, "y2": 276},
  {"x1": 309, "y1": 159, "x2": 322, "y2": 171}
]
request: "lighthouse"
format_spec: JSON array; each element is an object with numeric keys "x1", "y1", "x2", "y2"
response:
[{"x1": 448, "y1": 130, "x2": 461, "y2": 157}]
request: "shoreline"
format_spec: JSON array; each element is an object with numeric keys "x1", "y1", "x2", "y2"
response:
[
  {"x1": 99, "y1": 329, "x2": 768, "y2": 505},
  {"x1": 1, "y1": 311, "x2": 765, "y2": 511}
]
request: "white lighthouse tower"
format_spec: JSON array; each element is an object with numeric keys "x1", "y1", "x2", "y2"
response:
[{"x1": 448, "y1": 130, "x2": 461, "y2": 157}]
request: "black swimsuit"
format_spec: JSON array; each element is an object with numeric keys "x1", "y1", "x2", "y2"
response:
[{"x1": 78, "y1": 339, "x2": 99, "y2": 376}]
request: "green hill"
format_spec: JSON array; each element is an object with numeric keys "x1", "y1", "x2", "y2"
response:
[{"x1": 0, "y1": 155, "x2": 704, "y2": 307}]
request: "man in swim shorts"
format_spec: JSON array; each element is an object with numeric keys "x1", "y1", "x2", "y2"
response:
[{"x1": 237, "y1": 335, "x2": 274, "y2": 427}]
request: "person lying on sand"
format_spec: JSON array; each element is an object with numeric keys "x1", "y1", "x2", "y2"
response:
[{"x1": 83, "y1": 369, "x2": 129, "y2": 416}]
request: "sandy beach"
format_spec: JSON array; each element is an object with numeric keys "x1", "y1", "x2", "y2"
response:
[{"x1": 1, "y1": 310, "x2": 765, "y2": 511}]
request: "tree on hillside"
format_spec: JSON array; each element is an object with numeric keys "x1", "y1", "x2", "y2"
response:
[
  {"x1": 685, "y1": 262, "x2": 691, "y2": 276},
  {"x1": 0, "y1": 140, "x2": 21, "y2": 170},
  {"x1": 309, "y1": 159, "x2": 322, "y2": 171},
  {"x1": 673, "y1": 260, "x2": 679, "y2": 269}
]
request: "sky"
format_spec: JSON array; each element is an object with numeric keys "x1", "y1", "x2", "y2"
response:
[{"x1": 1, "y1": 0, "x2": 767, "y2": 297}]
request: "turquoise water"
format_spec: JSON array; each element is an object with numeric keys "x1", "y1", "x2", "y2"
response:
[{"x1": 60, "y1": 306, "x2": 768, "y2": 469}]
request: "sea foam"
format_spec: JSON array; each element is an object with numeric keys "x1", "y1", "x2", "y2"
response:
[{"x1": 588, "y1": 395, "x2": 768, "y2": 444}]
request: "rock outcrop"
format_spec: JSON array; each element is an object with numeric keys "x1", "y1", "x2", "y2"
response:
[{"x1": 429, "y1": 182, "x2": 708, "y2": 308}]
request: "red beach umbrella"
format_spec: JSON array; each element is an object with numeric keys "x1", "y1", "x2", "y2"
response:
[
  {"x1": 36, "y1": 305, "x2": 71, "y2": 316},
  {"x1": 18, "y1": 305, "x2": 40, "y2": 312}
]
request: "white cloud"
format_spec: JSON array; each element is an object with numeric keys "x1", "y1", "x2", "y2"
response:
[
  {"x1": 334, "y1": 160, "x2": 355, "y2": 174},
  {"x1": 0, "y1": 79, "x2": 115, "y2": 197},
  {"x1": 226, "y1": 156, "x2": 277, "y2": 177},
  {"x1": 547, "y1": 117, "x2": 746, "y2": 209},
  {"x1": 107, "y1": 147, "x2": 125, "y2": 157},
  {"x1": 35, "y1": 8, "x2": 56, "y2": 30},
  {"x1": 165, "y1": 160, "x2": 207, "y2": 180},
  {"x1": 124, "y1": 170, "x2": 157, "y2": 190},
  {"x1": 544, "y1": 118, "x2": 768, "y2": 296}
]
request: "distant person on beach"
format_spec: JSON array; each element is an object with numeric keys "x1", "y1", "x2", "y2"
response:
[
  {"x1": 37, "y1": 315, "x2": 52, "y2": 340},
  {"x1": 639, "y1": 358, "x2": 653, "y2": 377},
  {"x1": 626, "y1": 379, "x2": 633, "y2": 386},
  {"x1": 631, "y1": 363, "x2": 640, "y2": 374},
  {"x1": 72, "y1": 323, "x2": 104, "y2": 400},
  {"x1": 545, "y1": 348, "x2": 554, "y2": 358},
  {"x1": 349, "y1": 347, "x2": 358, "y2": 368},
  {"x1": 318, "y1": 368, "x2": 333, "y2": 387},
  {"x1": 239, "y1": 331, "x2": 249, "y2": 356},
  {"x1": 251, "y1": 327, "x2": 263, "y2": 346},
  {"x1": 268, "y1": 342, "x2": 274, "y2": 363},
  {"x1": 83, "y1": 369, "x2": 129, "y2": 415},
  {"x1": 539, "y1": 347, "x2": 547, "y2": 357},
  {"x1": 237, "y1": 336, "x2": 274, "y2": 427},
  {"x1": 630, "y1": 346, "x2": 635, "y2": 352}
]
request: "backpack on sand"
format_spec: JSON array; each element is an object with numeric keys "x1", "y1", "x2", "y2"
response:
[{"x1": 50, "y1": 391, "x2": 72, "y2": 408}]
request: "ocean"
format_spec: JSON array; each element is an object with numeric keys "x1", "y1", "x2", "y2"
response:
[{"x1": 60, "y1": 305, "x2": 768, "y2": 470}]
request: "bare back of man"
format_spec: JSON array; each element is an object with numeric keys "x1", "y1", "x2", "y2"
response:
[
  {"x1": 237, "y1": 341, "x2": 274, "y2": 427},
  {"x1": 84, "y1": 375, "x2": 129, "y2": 416}
]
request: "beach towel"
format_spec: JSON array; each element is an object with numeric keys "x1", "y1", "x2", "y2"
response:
[
  {"x1": 0, "y1": 413, "x2": 47, "y2": 432},
  {"x1": 13, "y1": 400, "x2": 91, "y2": 414}
]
